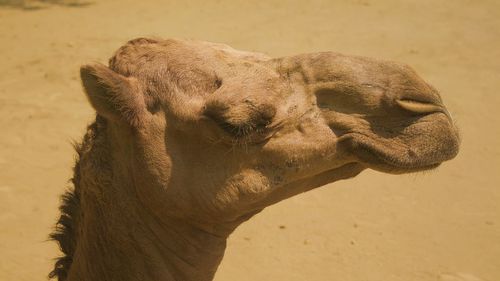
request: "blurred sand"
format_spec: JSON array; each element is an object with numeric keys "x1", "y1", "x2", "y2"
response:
[{"x1": 0, "y1": 1, "x2": 499, "y2": 280}]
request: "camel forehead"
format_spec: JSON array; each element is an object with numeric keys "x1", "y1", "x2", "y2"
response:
[{"x1": 108, "y1": 38, "x2": 270, "y2": 77}]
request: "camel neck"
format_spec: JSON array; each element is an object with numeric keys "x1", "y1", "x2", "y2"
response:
[
  {"x1": 66, "y1": 166, "x2": 227, "y2": 281},
  {"x1": 57, "y1": 120, "x2": 229, "y2": 281},
  {"x1": 65, "y1": 187, "x2": 228, "y2": 281}
]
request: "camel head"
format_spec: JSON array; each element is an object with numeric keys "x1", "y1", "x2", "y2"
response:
[{"x1": 80, "y1": 38, "x2": 459, "y2": 232}]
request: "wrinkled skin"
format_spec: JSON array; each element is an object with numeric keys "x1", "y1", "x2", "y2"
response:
[
  {"x1": 55, "y1": 38, "x2": 459, "y2": 281},
  {"x1": 88, "y1": 38, "x2": 459, "y2": 224}
]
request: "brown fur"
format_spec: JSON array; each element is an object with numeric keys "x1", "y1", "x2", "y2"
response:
[
  {"x1": 50, "y1": 38, "x2": 460, "y2": 281},
  {"x1": 49, "y1": 119, "x2": 99, "y2": 281}
]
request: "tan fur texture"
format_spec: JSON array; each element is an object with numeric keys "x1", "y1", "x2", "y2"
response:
[{"x1": 50, "y1": 38, "x2": 460, "y2": 281}]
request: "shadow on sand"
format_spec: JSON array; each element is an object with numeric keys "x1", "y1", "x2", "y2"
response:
[{"x1": 0, "y1": 0, "x2": 92, "y2": 10}]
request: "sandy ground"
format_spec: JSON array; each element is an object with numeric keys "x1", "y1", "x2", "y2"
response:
[{"x1": 0, "y1": 0, "x2": 499, "y2": 280}]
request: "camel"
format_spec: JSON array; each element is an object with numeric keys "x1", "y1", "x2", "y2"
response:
[{"x1": 49, "y1": 38, "x2": 460, "y2": 281}]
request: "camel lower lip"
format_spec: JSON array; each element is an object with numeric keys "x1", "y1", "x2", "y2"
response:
[
  {"x1": 362, "y1": 149, "x2": 443, "y2": 173},
  {"x1": 373, "y1": 161, "x2": 442, "y2": 174},
  {"x1": 341, "y1": 134, "x2": 447, "y2": 173}
]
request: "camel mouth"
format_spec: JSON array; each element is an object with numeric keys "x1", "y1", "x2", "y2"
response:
[
  {"x1": 347, "y1": 138, "x2": 444, "y2": 174},
  {"x1": 338, "y1": 112, "x2": 460, "y2": 174}
]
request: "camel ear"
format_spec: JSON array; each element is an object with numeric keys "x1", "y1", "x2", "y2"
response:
[{"x1": 80, "y1": 64, "x2": 146, "y2": 126}]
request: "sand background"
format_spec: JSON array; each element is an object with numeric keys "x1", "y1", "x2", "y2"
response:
[{"x1": 0, "y1": 1, "x2": 499, "y2": 280}]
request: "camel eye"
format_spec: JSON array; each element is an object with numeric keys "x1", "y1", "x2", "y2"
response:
[
  {"x1": 215, "y1": 119, "x2": 255, "y2": 138},
  {"x1": 204, "y1": 101, "x2": 276, "y2": 139},
  {"x1": 204, "y1": 108, "x2": 254, "y2": 138}
]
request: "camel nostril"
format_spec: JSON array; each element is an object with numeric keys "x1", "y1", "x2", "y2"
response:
[{"x1": 396, "y1": 99, "x2": 444, "y2": 114}]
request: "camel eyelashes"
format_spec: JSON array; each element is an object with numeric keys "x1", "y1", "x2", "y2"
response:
[
  {"x1": 216, "y1": 119, "x2": 259, "y2": 138},
  {"x1": 203, "y1": 102, "x2": 276, "y2": 139},
  {"x1": 204, "y1": 109, "x2": 259, "y2": 138}
]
